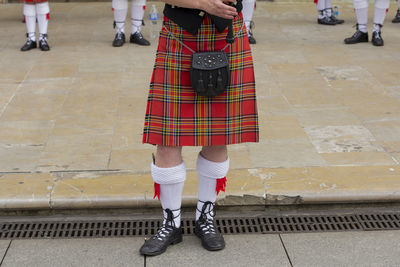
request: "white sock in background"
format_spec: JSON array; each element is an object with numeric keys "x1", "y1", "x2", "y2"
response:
[
  {"x1": 373, "y1": 0, "x2": 390, "y2": 31},
  {"x1": 325, "y1": 0, "x2": 332, "y2": 17},
  {"x1": 316, "y1": 0, "x2": 326, "y2": 18},
  {"x1": 355, "y1": 8, "x2": 368, "y2": 32},
  {"x1": 242, "y1": 0, "x2": 256, "y2": 33},
  {"x1": 112, "y1": 0, "x2": 128, "y2": 33},
  {"x1": 131, "y1": 0, "x2": 146, "y2": 34},
  {"x1": 24, "y1": 4, "x2": 36, "y2": 41},
  {"x1": 196, "y1": 154, "x2": 229, "y2": 221},
  {"x1": 151, "y1": 162, "x2": 186, "y2": 228},
  {"x1": 36, "y1": 2, "x2": 49, "y2": 40}
]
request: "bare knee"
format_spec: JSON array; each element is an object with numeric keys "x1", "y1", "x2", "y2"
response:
[
  {"x1": 200, "y1": 145, "x2": 227, "y2": 162},
  {"x1": 155, "y1": 146, "x2": 182, "y2": 167}
]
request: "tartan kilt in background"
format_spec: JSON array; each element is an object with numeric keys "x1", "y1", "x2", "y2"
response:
[{"x1": 143, "y1": 14, "x2": 259, "y2": 146}]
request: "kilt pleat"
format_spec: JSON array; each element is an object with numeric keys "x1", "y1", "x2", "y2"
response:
[{"x1": 143, "y1": 14, "x2": 259, "y2": 146}]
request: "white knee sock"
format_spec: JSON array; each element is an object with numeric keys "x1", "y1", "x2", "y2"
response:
[
  {"x1": 242, "y1": 0, "x2": 256, "y2": 33},
  {"x1": 151, "y1": 161, "x2": 186, "y2": 228},
  {"x1": 325, "y1": 0, "x2": 332, "y2": 17},
  {"x1": 398, "y1": 0, "x2": 400, "y2": 9},
  {"x1": 36, "y1": 2, "x2": 49, "y2": 40},
  {"x1": 316, "y1": 0, "x2": 326, "y2": 18},
  {"x1": 196, "y1": 154, "x2": 229, "y2": 221},
  {"x1": 355, "y1": 8, "x2": 369, "y2": 32},
  {"x1": 131, "y1": 0, "x2": 146, "y2": 34},
  {"x1": 373, "y1": 0, "x2": 390, "y2": 31},
  {"x1": 112, "y1": 0, "x2": 128, "y2": 33},
  {"x1": 24, "y1": 4, "x2": 36, "y2": 41},
  {"x1": 373, "y1": 8, "x2": 386, "y2": 31}
]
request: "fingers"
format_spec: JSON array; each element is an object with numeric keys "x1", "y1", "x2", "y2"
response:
[{"x1": 215, "y1": 1, "x2": 237, "y2": 19}]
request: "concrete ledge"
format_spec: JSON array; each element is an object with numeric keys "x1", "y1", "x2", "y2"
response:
[{"x1": 1, "y1": 165, "x2": 400, "y2": 210}]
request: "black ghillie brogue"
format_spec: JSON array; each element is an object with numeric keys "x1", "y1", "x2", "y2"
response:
[
  {"x1": 130, "y1": 31, "x2": 150, "y2": 46},
  {"x1": 112, "y1": 32, "x2": 126, "y2": 47},
  {"x1": 21, "y1": 34, "x2": 37, "y2": 51},
  {"x1": 139, "y1": 208, "x2": 182, "y2": 256},
  {"x1": 195, "y1": 201, "x2": 225, "y2": 251},
  {"x1": 344, "y1": 24, "x2": 368, "y2": 44}
]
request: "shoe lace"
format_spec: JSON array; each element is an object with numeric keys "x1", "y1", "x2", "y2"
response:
[
  {"x1": 39, "y1": 34, "x2": 48, "y2": 43},
  {"x1": 197, "y1": 201, "x2": 217, "y2": 235},
  {"x1": 135, "y1": 32, "x2": 144, "y2": 39},
  {"x1": 154, "y1": 208, "x2": 179, "y2": 241},
  {"x1": 116, "y1": 31, "x2": 124, "y2": 40}
]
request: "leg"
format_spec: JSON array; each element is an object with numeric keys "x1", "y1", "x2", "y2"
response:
[
  {"x1": 317, "y1": 0, "x2": 336, "y2": 25},
  {"x1": 36, "y1": 1, "x2": 50, "y2": 51},
  {"x1": 242, "y1": 0, "x2": 256, "y2": 44},
  {"x1": 112, "y1": 0, "x2": 128, "y2": 47},
  {"x1": 195, "y1": 145, "x2": 229, "y2": 251},
  {"x1": 393, "y1": 0, "x2": 400, "y2": 23},
  {"x1": 140, "y1": 146, "x2": 184, "y2": 256},
  {"x1": 130, "y1": 0, "x2": 150, "y2": 45},
  {"x1": 372, "y1": 0, "x2": 390, "y2": 46},
  {"x1": 344, "y1": 0, "x2": 369, "y2": 44},
  {"x1": 316, "y1": 0, "x2": 326, "y2": 19},
  {"x1": 21, "y1": 2, "x2": 37, "y2": 51}
]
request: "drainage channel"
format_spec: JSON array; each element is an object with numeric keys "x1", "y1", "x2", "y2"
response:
[{"x1": 1, "y1": 212, "x2": 399, "y2": 239}]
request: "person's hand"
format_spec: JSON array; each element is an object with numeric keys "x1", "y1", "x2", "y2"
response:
[{"x1": 199, "y1": 0, "x2": 238, "y2": 19}]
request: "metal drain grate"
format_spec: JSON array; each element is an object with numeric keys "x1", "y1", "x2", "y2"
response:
[
  {"x1": 1, "y1": 213, "x2": 399, "y2": 239},
  {"x1": 259, "y1": 215, "x2": 362, "y2": 233},
  {"x1": 357, "y1": 213, "x2": 400, "y2": 231}
]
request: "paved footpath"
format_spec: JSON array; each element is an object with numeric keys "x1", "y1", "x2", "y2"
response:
[
  {"x1": 1, "y1": 2, "x2": 400, "y2": 210},
  {"x1": 1, "y1": 231, "x2": 400, "y2": 266}
]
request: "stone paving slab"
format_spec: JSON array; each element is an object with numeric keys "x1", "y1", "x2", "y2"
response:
[
  {"x1": 281, "y1": 231, "x2": 400, "y2": 267},
  {"x1": 1, "y1": 2, "x2": 400, "y2": 209},
  {"x1": 1, "y1": 238, "x2": 144, "y2": 267},
  {"x1": 146, "y1": 235, "x2": 291, "y2": 267},
  {"x1": 0, "y1": 240, "x2": 11, "y2": 264},
  {"x1": 1, "y1": 165, "x2": 400, "y2": 209}
]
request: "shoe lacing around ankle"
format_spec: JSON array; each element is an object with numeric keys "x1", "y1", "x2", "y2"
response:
[
  {"x1": 25, "y1": 32, "x2": 35, "y2": 42},
  {"x1": 39, "y1": 33, "x2": 48, "y2": 41},
  {"x1": 373, "y1": 23, "x2": 383, "y2": 37},
  {"x1": 115, "y1": 31, "x2": 124, "y2": 40},
  {"x1": 197, "y1": 201, "x2": 217, "y2": 235},
  {"x1": 154, "y1": 208, "x2": 180, "y2": 241},
  {"x1": 134, "y1": 32, "x2": 145, "y2": 39}
]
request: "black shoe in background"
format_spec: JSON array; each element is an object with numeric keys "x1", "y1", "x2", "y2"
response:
[
  {"x1": 344, "y1": 26, "x2": 368, "y2": 44},
  {"x1": 371, "y1": 31, "x2": 384, "y2": 46},
  {"x1": 195, "y1": 201, "x2": 225, "y2": 251},
  {"x1": 330, "y1": 15, "x2": 344, "y2": 24},
  {"x1": 21, "y1": 35, "x2": 37, "y2": 51},
  {"x1": 39, "y1": 36, "x2": 50, "y2": 51},
  {"x1": 130, "y1": 32, "x2": 150, "y2": 46},
  {"x1": 139, "y1": 209, "x2": 182, "y2": 256},
  {"x1": 318, "y1": 16, "x2": 336, "y2": 25},
  {"x1": 112, "y1": 32, "x2": 126, "y2": 47},
  {"x1": 248, "y1": 32, "x2": 256, "y2": 44},
  {"x1": 392, "y1": 9, "x2": 400, "y2": 23}
]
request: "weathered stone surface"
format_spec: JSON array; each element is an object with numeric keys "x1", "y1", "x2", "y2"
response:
[
  {"x1": 1, "y1": 238, "x2": 144, "y2": 267},
  {"x1": 147, "y1": 235, "x2": 291, "y2": 267},
  {"x1": 0, "y1": 173, "x2": 54, "y2": 209},
  {"x1": 0, "y1": 2, "x2": 400, "y2": 209},
  {"x1": 281, "y1": 231, "x2": 400, "y2": 267}
]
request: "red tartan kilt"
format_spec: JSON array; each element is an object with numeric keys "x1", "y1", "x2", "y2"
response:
[{"x1": 143, "y1": 13, "x2": 259, "y2": 146}]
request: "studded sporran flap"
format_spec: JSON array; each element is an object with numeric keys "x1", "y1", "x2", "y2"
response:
[{"x1": 190, "y1": 52, "x2": 229, "y2": 97}]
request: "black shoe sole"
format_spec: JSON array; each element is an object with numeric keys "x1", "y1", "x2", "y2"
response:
[
  {"x1": 194, "y1": 230, "x2": 225, "y2": 251},
  {"x1": 140, "y1": 235, "x2": 182, "y2": 256}
]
